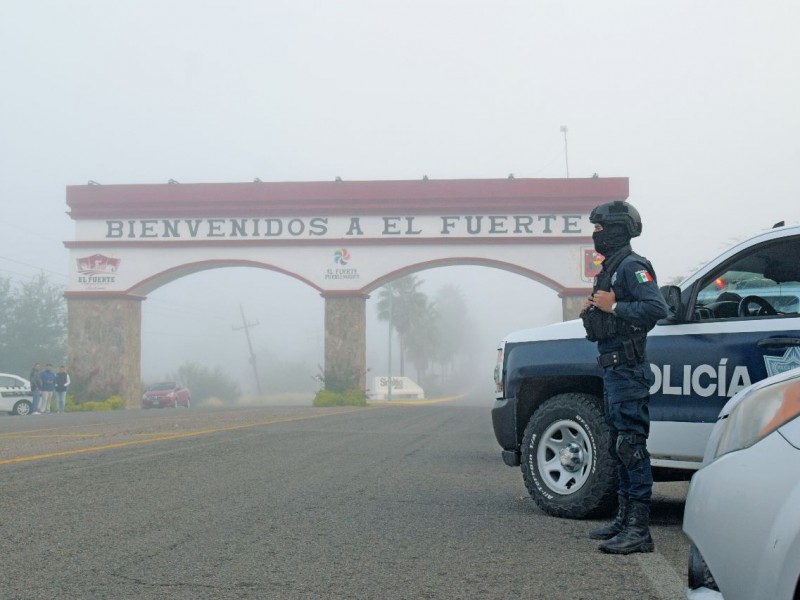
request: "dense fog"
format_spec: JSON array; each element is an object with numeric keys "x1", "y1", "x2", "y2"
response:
[
  {"x1": 1, "y1": 1, "x2": 798, "y2": 398},
  {"x1": 140, "y1": 265, "x2": 563, "y2": 399}
]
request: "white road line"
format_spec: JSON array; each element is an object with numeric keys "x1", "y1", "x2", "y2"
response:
[{"x1": 636, "y1": 552, "x2": 688, "y2": 600}]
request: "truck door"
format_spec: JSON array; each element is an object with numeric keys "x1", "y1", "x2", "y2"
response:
[{"x1": 646, "y1": 234, "x2": 800, "y2": 462}]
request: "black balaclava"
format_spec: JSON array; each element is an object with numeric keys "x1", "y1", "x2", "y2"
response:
[{"x1": 592, "y1": 223, "x2": 631, "y2": 257}]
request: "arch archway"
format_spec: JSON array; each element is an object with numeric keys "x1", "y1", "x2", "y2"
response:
[
  {"x1": 65, "y1": 177, "x2": 626, "y2": 406},
  {"x1": 129, "y1": 259, "x2": 324, "y2": 297},
  {"x1": 365, "y1": 256, "x2": 572, "y2": 298}
]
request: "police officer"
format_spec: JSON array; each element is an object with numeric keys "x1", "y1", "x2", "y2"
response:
[{"x1": 581, "y1": 200, "x2": 668, "y2": 555}]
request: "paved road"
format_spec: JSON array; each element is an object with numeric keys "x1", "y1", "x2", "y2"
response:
[{"x1": 0, "y1": 396, "x2": 690, "y2": 599}]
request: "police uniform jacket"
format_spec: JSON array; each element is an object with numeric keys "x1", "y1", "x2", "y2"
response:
[{"x1": 597, "y1": 245, "x2": 669, "y2": 357}]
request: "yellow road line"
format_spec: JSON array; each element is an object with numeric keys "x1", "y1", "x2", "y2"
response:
[
  {"x1": 15, "y1": 434, "x2": 104, "y2": 439},
  {"x1": 0, "y1": 427, "x2": 69, "y2": 437},
  {"x1": 370, "y1": 396, "x2": 461, "y2": 406},
  {"x1": 0, "y1": 408, "x2": 364, "y2": 466}
]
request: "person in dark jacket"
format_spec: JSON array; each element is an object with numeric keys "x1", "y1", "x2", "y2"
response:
[
  {"x1": 54, "y1": 365, "x2": 71, "y2": 414},
  {"x1": 29, "y1": 363, "x2": 42, "y2": 415},
  {"x1": 581, "y1": 200, "x2": 669, "y2": 555}
]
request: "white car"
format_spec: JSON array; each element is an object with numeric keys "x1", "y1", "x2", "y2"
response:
[
  {"x1": 683, "y1": 367, "x2": 800, "y2": 600},
  {"x1": 0, "y1": 373, "x2": 34, "y2": 416}
]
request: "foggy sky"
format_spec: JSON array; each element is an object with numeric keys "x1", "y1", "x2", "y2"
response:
[{"x1": 1, "y1": 1, "x2": 798, "y2": 388}]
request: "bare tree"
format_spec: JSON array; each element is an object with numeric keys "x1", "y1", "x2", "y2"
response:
[
  {"x1": 431, "y1": 283, "x2": 470, "y2": 380},
  {"x1": 1, "y1": 273, "x2": 66, "y2": 377}
]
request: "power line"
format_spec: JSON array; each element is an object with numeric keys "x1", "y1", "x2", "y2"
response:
[
  {"x1": 0, "y1": 255, "x2": 67, "y2": 280},
  {"x1": 0, "y1": 218, "x2": 65, "y2": 245},
  {"x1": 143, "y1": 296, "x2": 232, "y2": 322},
  {"x1": 0, "y1": 266, "x2": 37, "y2": 279}
]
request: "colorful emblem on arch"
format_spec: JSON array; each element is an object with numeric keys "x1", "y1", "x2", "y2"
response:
[{"x1": 334, "y1": 248, "x2": 351, "y2": 265}]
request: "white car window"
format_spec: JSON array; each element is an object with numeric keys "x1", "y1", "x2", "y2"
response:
[{"x1": 0, "y1": 375, "x2": 21, "y2": 388}]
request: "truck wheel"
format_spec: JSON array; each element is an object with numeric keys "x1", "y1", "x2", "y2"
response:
[{"x1": 520, "y1": 392, "x2": 615, "y2": 519}]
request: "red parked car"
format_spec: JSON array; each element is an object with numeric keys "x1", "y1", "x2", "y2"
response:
[{"x1": 141, "y1": 382, "x2": 191, "y2": 409}]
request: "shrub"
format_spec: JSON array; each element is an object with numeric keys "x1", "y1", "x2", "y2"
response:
[
  {"x1": 344, "y1": 388, "x2": 367, "y2": 405},
  {"x1": 317, "y1": 364, "x2": 361, "y2": 393},
  {"x1": 65, "y1": 394, "x2": 125, "y2": 412},
  {"x1": 312, "y1": 388, "x2": 366, "y2": 407}
]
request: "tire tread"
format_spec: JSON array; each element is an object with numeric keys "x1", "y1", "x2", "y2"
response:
[{"x1": 520, "y1": 392, "x2": 616, "y2": 519}]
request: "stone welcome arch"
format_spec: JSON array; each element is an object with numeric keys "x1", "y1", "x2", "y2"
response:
[{"x1": 64, "y1": 177, "x2": 627, "y2": 406}]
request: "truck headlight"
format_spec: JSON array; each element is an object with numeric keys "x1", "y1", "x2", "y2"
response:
[
  {"x1": 494, "y1": 344, "x2": 505, "y2": 395},
  {"x1": 712, "y1": 377, "x2": 800, "y2": 459}
]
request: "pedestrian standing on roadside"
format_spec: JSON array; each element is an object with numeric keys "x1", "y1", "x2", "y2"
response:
[
  {"x1": 54, "y1": 365, "x2": 71, "y2": 414},
  {"x1": 581, "y1": 200, "x2": 668, "y2": 555},
  {"x1": 39, "y1": 363, "x2": 56, "y2": 414},
  {"x1": 29, "y1": 362, "x2": 42, "y2": 414}
]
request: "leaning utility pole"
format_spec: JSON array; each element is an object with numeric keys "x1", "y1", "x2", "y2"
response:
[{"x1": 233, "y1": 304, "x2": 262, "y2": 395}]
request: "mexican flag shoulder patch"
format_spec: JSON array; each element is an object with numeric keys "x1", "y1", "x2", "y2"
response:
[{"x1": 635, "y1": 270, "x2": 653, "y2": 284}]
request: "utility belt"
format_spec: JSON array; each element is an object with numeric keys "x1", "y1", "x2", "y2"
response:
[{"x1": 597, "y1": 336, "x2": 647, "y2": 369}]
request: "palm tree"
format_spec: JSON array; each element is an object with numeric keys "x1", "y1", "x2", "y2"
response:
[
  {"x1": 375, "y1": 275, "x2": 428, "y2": 377},
  {"x1": 404, "y1": 298, "x2": 440, "y2": 385}
]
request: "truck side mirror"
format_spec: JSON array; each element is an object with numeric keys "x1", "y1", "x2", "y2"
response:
[{"x1": 660, "y1": 285, "x2": 682, "y2": 322}]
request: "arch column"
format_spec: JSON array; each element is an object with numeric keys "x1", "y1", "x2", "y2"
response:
[
  {"x1": 322, "y1": 292, "x2": 368, "y2": 393},
  {"x1": 67, "y1": 295, "x2": 143, "y2": 408},
  {"x1": 560, "y1": 289, "x2": 592, "y2": 321}
]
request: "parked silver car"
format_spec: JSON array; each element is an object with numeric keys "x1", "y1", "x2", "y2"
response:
[
  {"x1": 683, "y1": 366, "x2": 800, "y2": 600},
  {"x1": 0, "y1": 373, "x2": 34, "y2": 416}
]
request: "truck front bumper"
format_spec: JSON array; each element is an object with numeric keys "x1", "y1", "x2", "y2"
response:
[{"x1": 492, "y1": 396, "x2": 520, "y2": 466}]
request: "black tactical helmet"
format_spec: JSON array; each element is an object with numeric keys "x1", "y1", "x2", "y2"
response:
[{"x1": 589, "y1": 200, "x2": 643, "y2": 237}]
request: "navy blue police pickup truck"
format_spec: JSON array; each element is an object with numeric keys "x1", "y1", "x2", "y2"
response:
[{"x1": 492, "y1": 223, "x2": 800, "y2": 518}]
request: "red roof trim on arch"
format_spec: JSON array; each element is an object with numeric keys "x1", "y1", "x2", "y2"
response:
[
  {"x1": 66, "y1": 177, "x2": 628, "y2": 219},
  {"x1": 64, "y1": 235, "x2": 594, "y2": 249}
]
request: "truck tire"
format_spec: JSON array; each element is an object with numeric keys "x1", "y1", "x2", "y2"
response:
[{"x1": 520, "y1": 392, "x2": 615, "y2": 519}]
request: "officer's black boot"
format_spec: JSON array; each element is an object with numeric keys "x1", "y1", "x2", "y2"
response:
[
  {"x1": 598, "y1": 500, "x2": 655, "y2": 554},
  {"x1": 588, "y1": 496, "x2": 629, "y2": 540}
]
